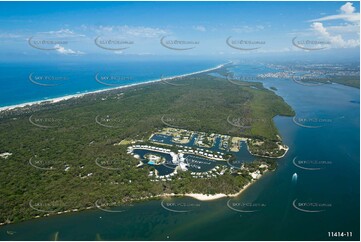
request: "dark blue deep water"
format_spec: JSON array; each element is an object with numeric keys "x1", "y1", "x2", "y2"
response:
[{"x1": 0, "y1": 60, "x2": 224, "y2": 107}]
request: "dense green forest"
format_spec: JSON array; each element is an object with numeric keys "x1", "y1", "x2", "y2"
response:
[
  {"x1": 328, "y1": 76, "x2": 360, "y2": 88},
  {"x1": 0, "y1": 68, "x2": 294, "y2": 224}
]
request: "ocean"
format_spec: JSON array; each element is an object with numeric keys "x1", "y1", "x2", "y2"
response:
[{"x1": 0, "y1": 60, "x2": 224, "y2": 108}]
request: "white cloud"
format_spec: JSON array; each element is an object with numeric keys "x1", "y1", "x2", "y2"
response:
[
  {"x1": 327, "y1": 24, "x2": 360, "y2": 33},
  {"x1": 310, "y1": 2, "x2": 360, "y2": 23},
  {"x1": 232, "y1": 25, "x2": 265, "y2": 33},
  {"x1": 98, "y1": 26, "x2": 114, "y2": 32},
  {"x1": 310, "y1": 13, "x2": 359, "y2": 22},
  {"x1": 136, "y1": 52, "x2": 152, "y2": 56},
  {"x1": 54, "y1": 44, "x2": 84, "y2": 55},
  {"x1": 341, "y1": 2, "x2": 356, "y2": 15},
  {"x1": 307, "y1": 2, "x2": 359, "y2": 48},
  {"x1": 311, "y1": 22, "x2": 359, "y2": 48},
  {"x1": 312, "y1": 22, "x2": 328, "y2": 35},
  {"x1": 40, "y1": 28, "x2": 85, "y2": 38},
  {"x1": 193, "y1": 25, "x2": 206, "y2": 32},
  {"x1": 0, "y1": 33, "x2": 21, "y2": 38},
  {"x1": 95, "y1": 25, "x2": 167, "y2": 38}
]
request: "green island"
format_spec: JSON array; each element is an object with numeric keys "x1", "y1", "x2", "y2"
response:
[{"x1": 0, "y1": 67, "x2": 294, "y2": 225}]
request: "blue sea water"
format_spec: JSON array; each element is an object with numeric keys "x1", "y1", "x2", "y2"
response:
[{"x1": 0, "y1": 60, "x2": 224, "y2": 107}]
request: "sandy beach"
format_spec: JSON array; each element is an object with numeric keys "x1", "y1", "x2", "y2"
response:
[
  {"x1": 0, "y1": 61, "x2": 231, "y2": 113},
  {"x1": 184, "y1": 182, "x2": 252, "y2": 201},
  {"x1": 159, "y1": 182, "x2": 253, "y2": 201}
]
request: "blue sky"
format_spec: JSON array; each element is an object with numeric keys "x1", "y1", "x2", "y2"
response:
[{"x1": 0, "y1": 1, "x2": 359, "y2": 60}]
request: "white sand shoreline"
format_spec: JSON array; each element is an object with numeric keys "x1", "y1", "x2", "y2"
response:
[
  {"x1": 0, "y1": 61, "x2": 231, "y2": 113},
  {"x1": 160, "y1": 182, "x2": 253, "y2": 201},
  {"x1": 185, "y1": 182, "x2": 252, "y2": 201},
  {"x1": 246, "y1": 143, "x2": 289, "y2": 159}
]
